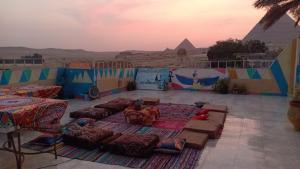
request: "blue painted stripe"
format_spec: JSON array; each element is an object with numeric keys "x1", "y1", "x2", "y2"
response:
[
  {"x1": 297, "y1": 65, "x2": 300, "y2": 85},
  {"x1": 270, "y1": 60, "x2": 288, "y2": 95}
]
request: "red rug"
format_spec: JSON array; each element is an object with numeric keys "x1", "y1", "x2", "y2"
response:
[{"x1": 153, "y1": 118, "x2": 187, "y2": 131}]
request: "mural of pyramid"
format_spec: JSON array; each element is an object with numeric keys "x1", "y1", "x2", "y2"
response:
[
  {"x1": 175, "y1": 38, "x2": 196, "y2": 51},
  {"x1": 243, "y1": 14, "x2": 300, "y2": 49}
]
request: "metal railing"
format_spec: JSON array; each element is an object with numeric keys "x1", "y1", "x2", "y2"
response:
[{"x1": 179, "y1": 59, "x2": 274, "y2": 69}]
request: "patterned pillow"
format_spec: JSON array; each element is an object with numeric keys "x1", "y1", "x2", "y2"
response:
[
  {"x1": 155, "y1": 138, "x2": 186, "y2": 154},
  {"x1": 75, "y1": 118, "x2": 96, "y2": 127},
  {"x1": 94, "y1": 98, "x2": 133, "y2": 113},
  {"x1": 70, "y1": 107, "x2": 112, "y2": 120},
  {"x1": 63, "y1": 124, "x2": 113, "y2": 149},
  {"x1": 108, "y1": 134, "x2": 159, "y2": 157}
]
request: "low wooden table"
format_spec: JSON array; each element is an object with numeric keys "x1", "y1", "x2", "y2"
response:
[
  {"x1": 123, "y1": 106, "x2": 160, "y2": 125},
  {"x1": 141, "y1": 97, "x2": 160, "y2": 105}
]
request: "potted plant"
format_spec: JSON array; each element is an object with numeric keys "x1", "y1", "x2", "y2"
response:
[
  {"x1": 126, "y1": 81, "x2": 136, "y2": 91},
  {"x1": 213, "y1": 78, "x2": 230, "y2": 94}
]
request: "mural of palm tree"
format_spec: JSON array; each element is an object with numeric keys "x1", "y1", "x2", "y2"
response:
[{"x1": 254, "y1": 0, "x2": 300, "y2": 29}]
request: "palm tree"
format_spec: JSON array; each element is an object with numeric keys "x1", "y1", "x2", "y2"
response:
[{"x1": 254, "y1": 0, "x2": 300, "y2": 29}]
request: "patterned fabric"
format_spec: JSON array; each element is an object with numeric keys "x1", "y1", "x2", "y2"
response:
[
  {"x1": 103, "y1": 103, "x2": 199, "y2": 125},
  {"x1": 155, "y1": 138, "x2": 186, "y2": 154},
  {"x1": 123, "y1": 106, "x2": 160, "y2": 125},
  {"x1": 0, "y1": 85, "x2": 62, "y2": 98},
  {"x1": 70, "y1": 107, "x2": 112, "y2": 120},
  {"x1": 23, "y1": 123, "x2": 202, "y2": 169},
  {"x1": 108, "y1": 134, "x2": 159, "y2": 157},
  {"x1": 63, "y1": 122, "x2": 113, "y2": 149},
  {"x1": 0, "y1": 95, "x2": 67, "y2": 132}
]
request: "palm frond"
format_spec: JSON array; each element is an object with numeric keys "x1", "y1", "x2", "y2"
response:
[
  {"x1": 254, "y1": 0, "x2": 289, "y2": 8},
  {"x1": 258, "y1": 0, "x2": 300, "y2": 29}
]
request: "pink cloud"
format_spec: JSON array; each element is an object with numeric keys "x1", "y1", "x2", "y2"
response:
[{"x1": 0, "y1": 0, "x2": 266, "y2": 51}]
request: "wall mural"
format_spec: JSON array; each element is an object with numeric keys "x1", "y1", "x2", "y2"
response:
[
  {"x1": 135, "y1": 67, "x2": 283, "y2": 95},
  {"x1": 135, "y1": 68, "x2": 169, "y2": 90},
  {"x1": 169, "y1": 68, "x2": 228, "y2": 90}
]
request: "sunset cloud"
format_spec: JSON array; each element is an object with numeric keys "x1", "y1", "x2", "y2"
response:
[{"x1": 0, "y1": 0, "x2": 265, "y2": 51}]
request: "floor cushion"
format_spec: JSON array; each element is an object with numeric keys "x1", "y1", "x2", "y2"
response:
[
  {"x1": 184, "y1": 120, "x2": 222, "y2": 139},
  {"x1": 141, "y1": 97, "x2": 160, "y2": 105},
  {"x1": 108, "y1": 134, "x2": 159, "y2": 157},
  {"x1": 202, "y1": 104, "x2": 228, "y2": 113},
  {"x1": 63, "y1": 124, "x2": 113, "y2": 149},
  {"x1": 94, "y1": 98, "x2": 133, "y2": 113},
  {"x1": 208, "y1": 111, "x2": 226, "y2": 127},
  {"x1": 99, "y1": 133, "x2": 122, "y2": 150},
  {"x1": 70, "y1": 107, "x2": 112, "y2": 119},
  {"x1": 154, "y1": 138, "x2": 186, "y2": 154},
  {"x1": 177, "y1": 130, "x2": 208, "y2": 150}
]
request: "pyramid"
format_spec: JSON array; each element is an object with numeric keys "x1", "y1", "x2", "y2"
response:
[
  {"x1": 243, "y1": 14, "x2": 300, "y2": 49},
  {"x1": 175, "y1": 38, "x2": 196, "y2": 50}
]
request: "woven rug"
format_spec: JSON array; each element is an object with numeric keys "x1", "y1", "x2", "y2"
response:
[
  {"x1": 23, "y1": 121, "x2": 202, "y2": 169},
  {"x1": 103, "y1": 103, "x2": 201, "y2": 124}
]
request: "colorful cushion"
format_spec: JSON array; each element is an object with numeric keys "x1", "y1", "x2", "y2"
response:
[
  {"x1": 184, "y1": 120, "x2": 222, "y2": 139},
  {"x1": 75, "y1": 118, "x2": 96, "y2": 127},
  {"x1": 108, "y1": 134, "x2": 159, "y2": 157},
  {"x1": 202, "y1": 104, "x2": 228, "y2": 113},
  {"x1": 70, "y1": 107, "x2": 112, "y2": 119},
  {"x1": 94, "y1": 98, "x2": 133, "y2": 113},
  {"x1": 155, "y1": 138, "x2": 186, "y2": 154},
  {"x1": 63, "y1": 124, "x2": 113, "y2": 149},
  {"x1": 124, "y1": 107, "x2": 160, "y2": 125},
  {"x1": 99, "y1": 133, "x2": 122, "y2": 150},
  {"x1": 177, "y1": 130, "x2": 208, "y2": 150}
]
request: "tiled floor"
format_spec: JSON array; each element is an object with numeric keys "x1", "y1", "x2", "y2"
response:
[{"x1": 1, "y1": 90, "x2": 300, "y2": 169}]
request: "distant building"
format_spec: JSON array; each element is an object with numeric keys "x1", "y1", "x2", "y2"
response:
[
  {"x1": 243, "y1": 14, "x2": 300, "y2": 50},
  {"x1": 0, "y1": 53, "x2": 44, "y2": 65}
]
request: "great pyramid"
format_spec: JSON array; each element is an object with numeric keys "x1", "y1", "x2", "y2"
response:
[
  {"x1": 175, "y1": 38, "x2": 196, "y2": 51},
  {"x1": 243, "y1": 14, "x2": 300, "y2": 49}
]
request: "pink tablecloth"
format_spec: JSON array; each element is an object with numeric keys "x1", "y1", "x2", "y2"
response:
[{"x1": 0, "y1": 85, "x2": 61, "y2": 98}]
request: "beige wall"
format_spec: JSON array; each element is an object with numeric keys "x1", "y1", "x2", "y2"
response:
[{"x1": 230, "y1": 79, "x2": 280, "y2": 94}]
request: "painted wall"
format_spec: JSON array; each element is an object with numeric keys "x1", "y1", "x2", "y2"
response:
[
  {"x1": 135, "y1": 68, "x2": 169, "y2": 90},
  {"x1": 0, "y1": 67, "x2": 57, "y2": 86},
  {"x1": 56, "y1": 67, "x2": 135, "y2": 98},
  {"x1": 56, "y1": 68, "x2": 94, "y2": 98},
  {"x1": 135, "y1": 67, "x2": 285, "y2": 95},
  {"x1": 96, "y1": 68, "x2": 136, "y2": 92}
]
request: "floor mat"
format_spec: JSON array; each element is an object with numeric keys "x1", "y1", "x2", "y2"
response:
[{"x1": 22, "y1": 122, "x2": 202, "y2": 169}]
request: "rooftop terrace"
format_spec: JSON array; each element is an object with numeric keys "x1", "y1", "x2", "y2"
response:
[{"x1": 1, "y1": 90, "x2": 299, "y2": 169}]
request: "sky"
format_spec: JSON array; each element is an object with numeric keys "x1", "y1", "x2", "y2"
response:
[{"x1": 0, "y1": 0, "x2": 266, "y2": 51}]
